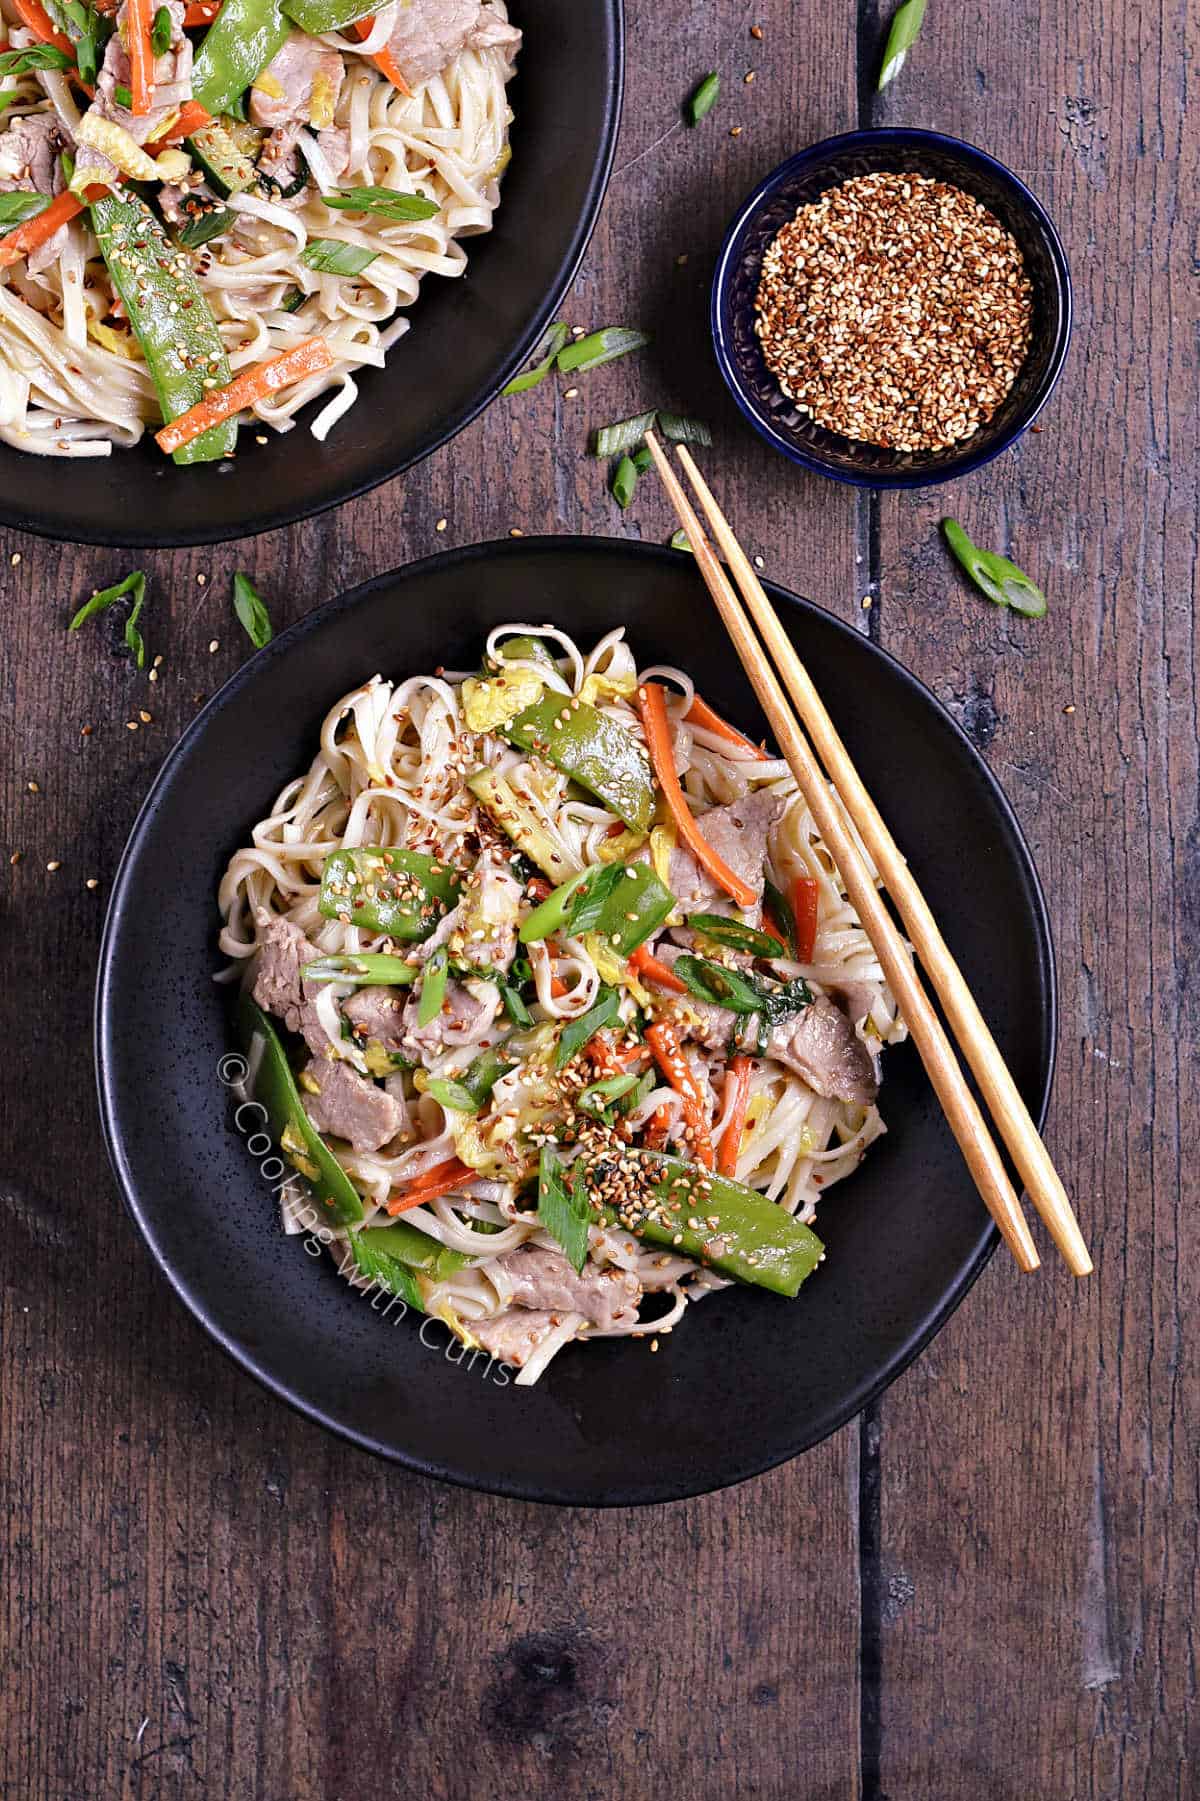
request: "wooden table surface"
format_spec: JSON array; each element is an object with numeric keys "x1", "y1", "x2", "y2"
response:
[{"x1": 2, "y1": 1, "x2": 1195, "y2": 1795}]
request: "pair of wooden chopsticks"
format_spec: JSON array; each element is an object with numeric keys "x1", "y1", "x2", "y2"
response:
[{"x1": 644, "y1": 432, "x2": 1091, "y2": 1277}]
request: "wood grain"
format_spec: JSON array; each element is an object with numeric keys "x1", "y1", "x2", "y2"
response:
[{"x1": 0, "y1": 0, "x2": 1193, "y2": 1795}]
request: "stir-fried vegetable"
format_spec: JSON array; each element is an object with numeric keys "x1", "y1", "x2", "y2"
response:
[
  {"x1": 416, "y1": 946, "x2": 448, "y2": 1027},
  {"x1": 323, "y1": 187, "x2": 439, "y2": 223},
  {"x1": 344, "y1": 16, "x2": 411, "y2": 95},
  {"x1": 238, "y1": 993, "x2": 364, "y2": 1224},
  {"x1": 318, "y1": 845, "x2": 460, "y2": 939},
  {"x1": 717, "y1": 1055, "x2": 752, "y2": 1177},
  {"x1": 385, "y1": 1155, "x2": 474, "y2": 1215},
  {"x1": 536, "y1": 1144, "x2": 589, "y2": 1271},
  {"x1": 629, "y1": 944, "x2": 687, "y2": 993},
  {"x1": 0, "y1": 185, "x2": 99, "y2": 269},
  {"x1": 280, "y1": 0, "x2": 372, "y2": 32},
  {"x1": 645, "y1": 1019, "x2": 714, "y2": 1168},
  {"x1": 791, "y1": 876, "x2": 819, "y2": 964},
  {"x1": 89, "y1": 186, "x2": 237, "y2": 465},
  {"x1": 428, "y1": 1045, "x2": 515, "y2": 1115},
  {"x1": 191, "y1": 0, "x2": 290, "y2": 114},
  {"x1": 638, "y1": 682, "x2": 758, "y2": 908},
  {"x1": 591, "y1": 1152, "x2": 824, "y2": 1297},
  {"x1": 683, "y1": 692, "x2": 769, "y2": 760},
  {"x1": 673, "y1": 953, "x2": 812, "y2": 1053},
  {"x1": 504, "y1": 695, "x2": 655, "y2": 832},
  {"x1": 686, "y1": 912, "x2": 782, "y2": 958},
  {"x1": 153, "y1": 336, "x2": 334, "y2": 456},
  {"x1": 125, "y1": 0, "x2": 155, "y2": 113},
  {"x1": 303, "y1": 952, "x2": 418, "y2": 985},
  {"x1": 555, "y1": 987, "x2": 621, "y2": 1070},
  {"x1": 520, "y1": 860, "x2": 674, "y2": 955},
  {"x1": 466, "y1": 767, "x2": 582, "y2": 881}
]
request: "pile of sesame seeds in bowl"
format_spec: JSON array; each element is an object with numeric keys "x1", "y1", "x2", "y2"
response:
[{"x1": 753, "y1": 171, "x2": 1034, "y2": 454}]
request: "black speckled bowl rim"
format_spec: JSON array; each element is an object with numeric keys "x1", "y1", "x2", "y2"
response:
[{"x1": 95, "y1": 538, "x2": 1057, "y2": 1505}]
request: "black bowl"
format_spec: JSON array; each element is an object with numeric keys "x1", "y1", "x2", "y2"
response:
[
  {"x1": 712, "y1": 128, "x2": 1073, "y2": 489},
  {"x1": 1, "y1": 4, "x2": 622, "y2": 547},
  {"x1": 95, "y1": 538, "x2": 1055, "y2": 1505}
]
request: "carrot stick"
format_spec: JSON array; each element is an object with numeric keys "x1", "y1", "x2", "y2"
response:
[
  {"x1": 629, "y1": 944, "x2": 687, "y2": 994},
  {"x1": 11, "y1": 0, "x2": 74, "y2": 53},
  {"x1": 151, "y1": 100, "x2": 214, "y2": 143},
  {"x1": 153, "y1": 336, "x2": 333, "y2": 455},
  {"x1": 385, "y1": 1155, "x2": 474, "y2": 1215},
  {"x1": 347, "y1": 18, "x2": 412, "y2": 95},
  {"x1": 637, "y1": 681, "x2": 758, "y2": 911},
  {"x1": 645, "y1": 1019, "x2": 714, "y2": 1169},
  {"x1": 644, "y1": 1104, "x2": 671, "y2": 1151},
  {"x1": 685, "y1": 693, "x2": 770, "y2": 761},
  {"x1": 0, "y1": 185, "x2": 104, "y2": 269},
  {"x1": 126, "y1": 0, "x2": 154, "y2": 115},
  {"x1": 791, "y1": 876, "x2": 819, "y2": 964},
  {"x1": 717, "y1": 1054, "x2": 752, "y2": 1177}
]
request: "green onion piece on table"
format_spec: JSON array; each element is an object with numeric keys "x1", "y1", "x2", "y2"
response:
[
  {"x1": 68, "y1": 570, "x2": 148, "y2": 667},
  {"x1": 877, "y1": 0, "x2": 927, "y2": 89},
  {"x1": 557, "y1": 326, "x2": 651, "y2": 375},
  {"x1": 500, "y1": 320, "x2": 568, "y2": 395},
  {"x1": 590, "y1": 410, "x2": 658, "y2": 458},
  {"x1": 669, "y1": 528, "x2": 693, "y2": 553},
  {"x1": 232, "y1": 571, "x2": 273, "y2": 648},
  {"x1": 656, "y1": 411, "x2": 712, "y2": 447},
  {"x1": 685, "y1": 71, "x2": 719, "y2": 125},
  {"x1": 611, "y1": 453, "x2": 639, "y2": 509},
  {"x1": 942, "y1": 519, "x2": 1047, "y2": 618}
]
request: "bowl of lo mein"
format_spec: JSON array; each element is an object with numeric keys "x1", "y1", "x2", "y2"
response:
[{"x1": 96, "y1": 537, "x2": 1056, "y2": 1503}]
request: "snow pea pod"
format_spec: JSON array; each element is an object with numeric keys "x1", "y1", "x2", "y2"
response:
[
  {"x1": 89, "y1": 186, "x2": 235, "y2": 464},
  {"x1": 192, "y1": 0, "x2": 289, "y2": 115},
  {"x1": 318, "y1": 846, "x2": 460, "y2": 940},
  {"x1": 503, "y1": 695, "x2": 655, "y2": 832},
  {"x1": 237, "y1": 992, "x2": 364, "y2": 1226},
  {"x1": 281, "y1": 0, "x2": 373, "y2": 33}
]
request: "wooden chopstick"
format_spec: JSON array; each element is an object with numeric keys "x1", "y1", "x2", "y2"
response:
[
  {"x1": 642, "y1": 431, "x2": 1042, "y2": 1274},
  {"x1": 671, "y1": 444, "x2": 1091, "y2": 1279}
]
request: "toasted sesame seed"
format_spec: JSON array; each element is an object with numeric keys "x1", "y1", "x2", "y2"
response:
[
  {"x1": 750, "y1": 22, "x2": 763, "y2": 37},
  {"x1": 208, "y1": 639, "x2": 219, "y2": 653},
  {"x1": 10, "y1": 552, "x2": 20, "y2": 566},
  {"x1": 435, "y1": 517, "x2": 447, "y2": 532},
  {"x1": 197, "y1": 573, "x2": 207, "y2": 586},
  {"x1": 753, "y1": 172, "x2": 1033, "y2": 452},
  {"x1": 509, "y1": 527, "x2": 524, "y2": 537},
  {"x1": 563, "y1": 386, "x2": 579, "y2": 398},
  {"x1": 46, "y1": 860, "x2": 60, "y2": 872},
  {"x1": 86, "y1": 878, "x2": 99, "y2": 890},
  {"x1": 9, "y1": 851, "x2": 21, "y2": 865},
  {"x1": 27, "y1": 781, "x2": 38, "y2": 793}
]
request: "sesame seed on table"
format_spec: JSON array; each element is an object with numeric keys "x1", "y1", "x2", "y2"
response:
[{"x1": 0, "y1": 0, "x2": 1192, "y2": 1796}]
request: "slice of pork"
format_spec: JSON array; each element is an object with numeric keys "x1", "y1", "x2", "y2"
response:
[
  {"x1": 0, "y1": 114, "x2": 67, "y2": 275},
  {"x1": 343, "y1": 984, "x2": 409, "y2": 1055},
  {"x1": 398, "y1": 977, "x2": 503, "y2": 1065},
  {"x1": 492, "y1": 1245, "x2": 640, "y2": 1330},
  {"x1": 299, "y1": 1056, "x2": 404, "y2": 1153},
  {"x1": 251, "y1": 914, "x2": 329, "y2": 1057},
  {"x1": 74, "y1": 0, "x2": 194, "y2": 187},
  {"x1": 249, "y1": 31, "x2": 345, "y2": 134},
  {"x1": 386, "y1": 0, "x2": 521, "y2": 89},
  {"x1": 470, "y1": 1307, "x2": 567, "y2": 1369},
  {"x1": 666, "y1": 789, "x2": 784, "y2": 923},
  {"x1": 765, "y1": 994, "x2": 879, "y2": 1106}
]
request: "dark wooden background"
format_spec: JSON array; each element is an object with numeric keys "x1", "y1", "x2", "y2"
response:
[{"x1": 2, "y1": 1, "x2": 1196, "y2": 1795}]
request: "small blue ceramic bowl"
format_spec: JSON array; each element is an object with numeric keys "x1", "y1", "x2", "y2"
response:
[{"x1": 712, "y1": 128, "x2": 1073, "y2": 489}]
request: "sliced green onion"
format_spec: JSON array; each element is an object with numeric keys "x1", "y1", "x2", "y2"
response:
[
  {"x1": 557, "y1": 326, "x2": 651, "y2": 375},
  {"x1": 555, "y1": 987, "x2": 621, "y2": 1069},
  {"x1": 536, "y1": 1144, "x2": 589, "y2": 1272},
  {"x1": 686, "y1": 912, "x2": 783, "y2": 957},
  {"x1": 323, "y1": 186, "x2": 440, "y2": 222},
  {"x1": 176, "y1": 204, "x2": 236, "y2": 249},
  {"x1": 942, "y1": 519, "x2": 1047, "y2": 618},
  {"x1": 877, "y1": 0, "x2": 927, "y2": 89},
  {"x1": 0, "y1": 45, "x2": 73, "y2": 77},
  {"x1": 579, "y1": 1071, "x2": 639, "y2": 1114},
  {"x1": 630, "y1": 446, "x2": 652, "y2": 474},
  {"x1": 68, "y1": 570, "x2": 147, "y2": 667},
  {"x1": 497, "y1": 977, "x2": 533, "y2": 1028},
  {"x1": 346, "y1": 1228, "x2": 423, "y2": 1307},
  {"x1": 427, "y1": 1076, "x2": 479, "y2": 1114},
  {"x1": 301, "y1": 237, "x2": 379, "y2": 275},
  {"x1": 417, "y1": 945, "x2": 449, "y2": 1026},
  {"x1": 0, "y1": 192, "x2": 50, "y2": 227},
  {"x1": 303, "y1": 952, "x2": 418, "y2": 985},
  {"x1": 0, "y1": 90, "x2": 21, "y2": 117},
  {"x1": 656, "y1": 411, "x2": 712, "y2": 447},
  {"x1": 590, "y1": 409, "x2": 657, "y2": 459},
  {"x1": 763, "y1": 876, "x2": 796, "y2": 956},
  {"x1": 500, "y1": 319, "x2": 569, "y2": 395},
  {"x1": 151, "y1": 4, "x2": 172, "y2": 54},
  {"x1": 669, "y1": 528, "x2": 693, "y2": 554},
  {"x1": 685, "y1": 71, "x2": 719, "y2": 125},
  {"x1": 232, "y1": 571, "x2": 273, "y2": 648},
  {"x1": 279, "y1": 286, "x2": 306, "y2": 313},
  {"x1": 611, "y1": 453, "x2": 639, "y2": 510},
  {"x1": 112, "y1": 83, "x2": 133, "y2": 107}
]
